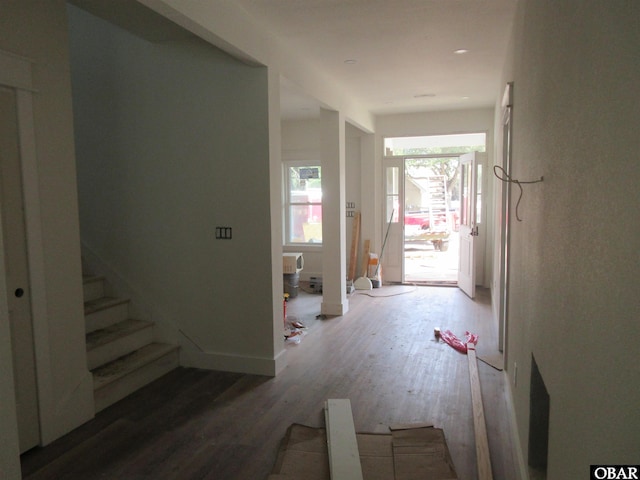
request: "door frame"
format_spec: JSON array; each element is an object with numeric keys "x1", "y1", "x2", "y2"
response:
[
  {"x1": 457, "y1": 152, "x2": 478, "y2": 298},
  {"x1": 402, "y1": 154, "x2": 462, "y2": 284},
  {"x1": 0, "y1": 49, "x2": 49, "y2": 451},
  {"x1": 381, "y1": 157, "x2": 404, "y2": 282},
  {"x1": 384, "y1": 152, "x2": 480, "y2": 286},
  {"x1": 497, "y1": 82, "x2": 514, "y2": 354}
]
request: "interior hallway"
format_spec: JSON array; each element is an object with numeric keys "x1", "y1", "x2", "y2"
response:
[{"x1": 21, "y1": 286, "x2": 518, "y2": 480}]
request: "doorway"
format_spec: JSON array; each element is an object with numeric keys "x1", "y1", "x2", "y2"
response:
[
  {"x1": 383, "y1": 133, "x2": 486, "y2": 286},
  {"x1": 404, "y1": 156, "x2": 460, "y2": 284}
]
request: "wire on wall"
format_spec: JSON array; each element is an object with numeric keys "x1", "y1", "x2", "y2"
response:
[{"x1": 493, "y1": 165, "x2": 543, "y2": 222}]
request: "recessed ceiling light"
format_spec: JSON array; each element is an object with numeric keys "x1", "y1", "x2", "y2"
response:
[
  {"x1": 344, "y1": 59, "x2": 357, "y2": 64},
  {"x1": 414, "y1": 93, "x2": 436, "y2": 98},
  {"x1": 461, "y1": 96, "x2": 470, "y2": 100},
  {"x1": 454, "y1": 49, "x2": 469, "y2": 54}
]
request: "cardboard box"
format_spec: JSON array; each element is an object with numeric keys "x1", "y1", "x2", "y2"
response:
[{"x1": 270, "y1": 424, "x2": 458, "y2": 480}]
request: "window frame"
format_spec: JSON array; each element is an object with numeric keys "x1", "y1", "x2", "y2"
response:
[{"x1": 283, "y1": 161, "x2": 323, "y2": 246}]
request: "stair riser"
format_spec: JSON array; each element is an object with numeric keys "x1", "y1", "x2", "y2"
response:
[
  {"x1": 83, "y1": 279, "x2": 105, "y2": 303},
  {"x1": 86, "y1": 303, "x2": 130, "y2": 333},
  {"x1": 93, "y1": 349, "x2": 180, "y2": 413},
  {"x1": 87, "y1": 326, "x2": 154, "y2": 370}
]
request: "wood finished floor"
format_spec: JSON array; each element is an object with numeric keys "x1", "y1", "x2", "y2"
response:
[{"x1": 21, "y1": 285, "x2": 518, "y2": 480}]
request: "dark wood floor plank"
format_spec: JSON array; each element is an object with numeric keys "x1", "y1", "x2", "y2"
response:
[{"x1": 21, "y1": 286, "x2": 517, "y2": 480}]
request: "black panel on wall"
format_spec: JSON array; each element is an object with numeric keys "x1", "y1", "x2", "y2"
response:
[{"x1": 529, "y1": 354, "x2": 550, "y2": 474}]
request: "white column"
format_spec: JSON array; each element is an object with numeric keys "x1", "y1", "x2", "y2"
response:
[
  {"x1": 359, "y1": 133, "x2": 376, "y2": 255},
  {"x1": 321, "y1": 108, "x2": 348, "y2": 315},
  {"x1": 267, "y1": 67, "x2": 287, "y2": 374}
]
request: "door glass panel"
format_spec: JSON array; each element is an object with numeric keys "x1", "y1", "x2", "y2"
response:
[
  {"x1": 460, "y1": 162, "x2": 471, "y2": 227},
  {"x1": 386, "y1": 166, "x2": 399, "y2": 194},
  {"x1": 386, "y1": 166, "x2": 399, "y2": 222},
  {"x1": 476, "y1": 164, "x2": 482, "y2": 224}
]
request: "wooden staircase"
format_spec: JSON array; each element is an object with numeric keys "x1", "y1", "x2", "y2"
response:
[{"x1": 83, "y1": 274, "x2": 179, "y2": 412}]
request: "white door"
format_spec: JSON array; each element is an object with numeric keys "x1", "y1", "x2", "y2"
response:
[
  {"x1": 0, "y1": 86, "x2": 40, "y2": 453},
  {"x1": 458, "y1": 152, "x2": 478, "y2": 298},
  {"x1": 381, "y1": 158, "x2": 403, "y2": 282}
]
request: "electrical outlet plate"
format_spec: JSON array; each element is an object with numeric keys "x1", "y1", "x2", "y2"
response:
[{"x1": 215, "y1": 227, "x2": 232, "y2": 239}]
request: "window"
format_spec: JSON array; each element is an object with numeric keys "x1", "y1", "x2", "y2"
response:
[
  {"x1": 285, "y1": 164, "x2": 322, "y2": 244},
  {"x1": 384, "y1": 133, "x2": 486, "y2": 156}
]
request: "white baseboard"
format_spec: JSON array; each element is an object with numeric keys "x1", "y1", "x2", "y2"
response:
[
  {"x1": 273, "y1": 348, "x2": 288, "y2": 375},
  {"x1": 504, "y1": 372, "x2": 529, "y2": 480},
  {"x1": 180, "y1": 348, "x2": 287, "y2": 377},
  {"x1": 40, "y1": 371, "x2": 95, "y2": 446},
  {"x1": 321, "y1": 300, "x2": 349, "y2": 316}
]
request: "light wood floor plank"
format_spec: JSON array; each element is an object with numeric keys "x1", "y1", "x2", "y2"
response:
[{"x1": 468, "y1": 342, "x2": 494, "y2": 480}]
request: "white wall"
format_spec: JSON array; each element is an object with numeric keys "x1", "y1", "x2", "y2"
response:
[
  {"x1": 0, "y1": 0, "x2": 94, "y2": 469},
  {"x1": 505, "y1": 1, "x2": 640, "y2": 478},
  {"x1": 138, "y1": 0, "x2": 374, "y2": 133},
  {"x1": 68, "y1": 5, "x2": 279, "y2": 375}
]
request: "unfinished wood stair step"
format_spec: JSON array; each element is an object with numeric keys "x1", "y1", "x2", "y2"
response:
[
  {"x1": 82, "y1": 274, "x2": 105, "y2": 303},
  {"x1": 92, "y1": 343, "x2": 180, "y2": 412},
  {"x1": 86, "y1": 319, "x2": 154, "y2": 370},
  {"x1": 84, "y1": 297, "x2": 130, "y2": 333}
]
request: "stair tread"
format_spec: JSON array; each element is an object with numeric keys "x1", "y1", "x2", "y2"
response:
[
  {"x1": 84, "y1": 296, "x2": 129, "y2": 314},
  {"x1": 92, "y1": 343, "x2": 179, "y2": 390},
  {"x1": 86, "y1": 319, "x2": 153, "y2": 351}
]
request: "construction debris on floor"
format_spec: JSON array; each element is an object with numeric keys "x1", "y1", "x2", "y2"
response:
[
  {"x1": 269, "y1": 424, "x2": 458, "y2": 480},
  {"x1": 284, "y1": 315, "x2": 307, "y2": 345},
  {"x1": 439, "y1": 329, "x2": 478, "y2": 354},
  {"x1": 270, "y1": 400, "x2": 458, "y2": 480}
]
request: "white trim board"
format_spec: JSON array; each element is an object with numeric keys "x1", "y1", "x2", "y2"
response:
[
  {"x1": 324, "y1": 399, "x2": 364, "y2": 480},
  {"x1": 180, "y1": 349, "x2": 285, "y2": 377},
  {"x1": 467, "y1": 343, "x2": 494, "y2": 480}
]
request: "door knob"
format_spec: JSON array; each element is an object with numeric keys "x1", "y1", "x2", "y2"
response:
[{"x1": 14, "y1": 288, "x2": 24, "y2": 298}]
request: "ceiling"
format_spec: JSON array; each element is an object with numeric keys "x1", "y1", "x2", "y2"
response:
[{"x1": 235, "y1": 0, "x2": 517, "y2": 120}]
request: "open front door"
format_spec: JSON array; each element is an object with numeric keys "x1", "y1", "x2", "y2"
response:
[
  {"x1": 381, "y1": 158, "x2": 403, "y2": 282},
  {"x1": 458, "y1": 152, "x2": 478, "y2": 298}
]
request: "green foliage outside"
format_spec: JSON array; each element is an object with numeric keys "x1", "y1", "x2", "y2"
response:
[{"x1": 402, "y1": 146, "x2": 484, "y2": 202}]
